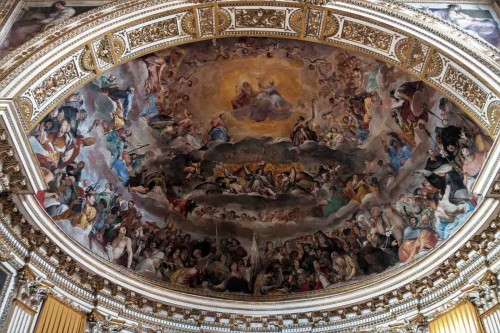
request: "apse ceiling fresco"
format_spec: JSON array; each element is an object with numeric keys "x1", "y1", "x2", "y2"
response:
[{"x1": 29, "y1": 37, "x2": 492, "y2": 297}]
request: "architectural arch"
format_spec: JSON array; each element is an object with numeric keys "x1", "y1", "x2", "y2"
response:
[{"x1": 0, "y1": 0, "x2": 498, "y2": 332}]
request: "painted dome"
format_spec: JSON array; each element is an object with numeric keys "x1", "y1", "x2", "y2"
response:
[{"x1": 30, "y1": 37, "x2": 492, "y2": 297}]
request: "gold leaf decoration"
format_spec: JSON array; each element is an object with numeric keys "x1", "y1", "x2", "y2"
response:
[
  {"x1": 305, "y1": 8, "x2": 323, "y2": 37},
  {"x1": 80, "y1": 47, "x2": 96, "y2": 72},
  {"x1": 112, "y1": 35, "x2": 126, "y2": 59},
  {"x1": 289, "y1": 9, "x2": 303, "y2": 34},
  {"x1": 408, "y1": 41, "x2": 429, "y2": 74},
  {"x1": 198, "y1": 7, "x2": 215, "y2": 36},
  {"x1": 424, "y1": 50, "x2": 443, "y2": 78},
  {"x1": 17, "y1": 97, "x2": 33, "y2": 119},
  {"x1": 127, "y1": 18, "x2": 179, "y2": 49},
  {"x1": 444, "y1": 66, "x2": 488, "y2": 110},
  {"x1": 322, "y1": 12, "x2": 339, "y2": 38},
  {"x1": 32, "y1": 61, "x2": 78, "y2": 106},
  {"x1": 96, "y1": 38, "x2": 113, "y2": 65},
  {"x1": 181, "y1": 10, "x2": 197, "y2": 36},
  {"x1": 394, "y1": 39, "x2": 412, "y2": 64},
  {"x1": 487, "y1": 101, "x2": 499, "y2": 126},
  {"x1": 341, "y1": 21, "x2": 392, "y2": 52},
  {"x1": 217, "y1": 8, "x2": 231, "y2": 32},
  {"x1": 235, "y1": 9, "x2": 286, "y2": 29}
]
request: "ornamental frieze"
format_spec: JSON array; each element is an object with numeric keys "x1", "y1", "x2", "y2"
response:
[
  {"x1": 423, "y1": 49, "x2": 443, "y2": 78},
  {"x1": 198, "y1": 7, "x2": 215, "y2": 37},
  {"x1": 341, "y1": 20, "x2": 393, "y2": 52},
  {"x1": 443, "y1": 66, "x2": 488, "y2": 110},
  {"x1": 32, "y1": 61, "x2": 79, "y2": 107},
  {"x1": 321, "y1": 11, "x2": 339, "y2": 38},
  {"x1": 235, "y1": 8, "x2": 286, "y2": 29},
  {"x1": 394, "y1": 38, "x2": 412, "y2": 64},
  {"x1": 407, "y1": 41, "x2": 430, "y2": 75},
  {"x1": 216, "y1": 7, "x2": 232, "y2": 33},
  {"x1": 92, "y1": 36, "x2": 115, "y2": 71},
  {"x1": 127, "y1": 17, "x2": 180, "y2": 49},
  {"x1": 218, "y1": 5, "x2": 299, "y2": 35},
  {"x1": 488, "y1": 102, "x2": 500, "y2": 135},
  {"x1": 288, "y1": 9, "x2": 303, "y2": 35},
  {"x1": 305, "y1": 8, "x2": 324, "y2": 38}
]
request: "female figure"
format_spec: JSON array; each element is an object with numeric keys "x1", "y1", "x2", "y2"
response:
[{"x1": 208, "y1": 113, "x2": 230, "y2": 142}]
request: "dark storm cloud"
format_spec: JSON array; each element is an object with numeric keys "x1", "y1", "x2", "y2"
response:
[
  {"x1": 192, "y1": 193, "x2": 317, "y2": 211},
  {"x1": 203, "y1": 136, "x2": 366, "y2": 173}
]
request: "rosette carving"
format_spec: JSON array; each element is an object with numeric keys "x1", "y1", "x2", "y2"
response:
[
  {"x1": 217, "y1": 8, "x2": 231, "y2": 32},
  {"x1": 395, "y1": 39, "x2": 412, "y2": 64},
  {"x1": 289, "y1": 9, "x2": 303, "y2": 34},
  {"x1": 111, "y1": 36, "x2": 126, "y2": 59},
  {"x1": 424, "y1": 50, "x2": 443, "y2": 78},
  {"x1": 181, "y1": 10, "x2": 197, "y2": 36},
  {"x1": 322, "y1": 12, "x2": 339, "y2": 37}
]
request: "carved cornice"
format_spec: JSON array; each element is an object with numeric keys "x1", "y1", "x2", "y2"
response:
[
  {"x1": 0, "y1": 121, "x2": 27, "y2": 193},
  {"x1": 14, "y1": 263, "x2": 49, "y2": 311}
]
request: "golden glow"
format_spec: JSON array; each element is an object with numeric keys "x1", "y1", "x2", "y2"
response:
[
  {"x1": 429, "y1": 301, "x2": 485, "y2": 333},
  {"x1": 188, "y1": 56, "x2": 314, "y2": 139}
]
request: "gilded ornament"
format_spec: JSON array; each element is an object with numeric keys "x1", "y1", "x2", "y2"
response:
[
  {"x1": 305, "y1": 8, "x2": 323, "y2": 37},
  {"x1": 96, "y1": 38, "x2": 113, "y2": 65},
  {"x1": 127, "y1": 18, "x2": 179, "y2": 49},
  {"x1": 289, "y1": 9, "x2": 303, "y2": 34},
  {"x1": 298, "y1": 0, "x2": 329, "y2": 5},
  {"x1": 235, "y1": 9, "x2": 286, "y2": 29},
  {"x1": 394, "y1": 39, "x2": 412, "y2": 64},
  {"x1": 198, "y1": 7, "x2": 215, "y2": 36},
  {"x1": 322, "y1": 12, "x2": 339, "y2": 38},
  {"x1": 181, "y1": 10, "x2": 197, "y2": 36},
  {"x1": 32, "y1": 61, "x2": 79, "y2": 107},
  {"x1": 112, "y1": 36, "x2": 126, "y2": 59},
  {"x1": 424, "y1": 50, "x2": 443, "y2": 78},
  {"x1": 0, "y1": 237, "x2": 13, "y2": 263},
  {"x1": 80, "y1": 48, "x2": 96, "y2": 72},
  {"x1": 16, "y1": 98, "x2": 33, "y2": 120},
  {"x1": 408, "y1": 41, "x2": 429, "y2": 74},
  {"x1": 443, "y1": 66, "x2": 488, "y2": 110},
  {"x1": 341, "y1": 21, "x2": 392, "y2": 52},
  {"x1": 487, "y1": 101, "x2": 500, "y2": 128},
  {"x1": 217, "y1": 8, "x2": 231, "y2": 32}
]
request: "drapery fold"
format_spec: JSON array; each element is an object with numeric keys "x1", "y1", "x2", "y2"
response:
[
  {"x1": 429, "y1": 300, "x2": 485, "y2": 333},
  {"x1": 34, "y1": 295, "x2": 86, "y2": 333}
]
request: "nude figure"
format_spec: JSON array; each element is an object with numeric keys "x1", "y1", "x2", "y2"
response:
[{"x1": 106, "y1": 226, "x2": 133, "y2": 268}]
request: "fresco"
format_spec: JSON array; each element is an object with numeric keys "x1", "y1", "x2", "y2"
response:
[
  {"x1": 0, "y1": 1, "x2": 101, "y2": 54},
  {"x1": 30, "y1": 38, "x2": 492, "y2": 296},
  {"x1": 411, "y1": 3, "x2": 500, "y2": 47}
]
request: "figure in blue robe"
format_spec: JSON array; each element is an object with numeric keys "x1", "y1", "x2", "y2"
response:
[{"x1": 387, "y1": 133, "x2": 412, "y2": 173}]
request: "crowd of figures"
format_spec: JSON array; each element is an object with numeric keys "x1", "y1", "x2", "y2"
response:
[{"x1": 30, "y1": 38, "x2": 491, "y2": 295}]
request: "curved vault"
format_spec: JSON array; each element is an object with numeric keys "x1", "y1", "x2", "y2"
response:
[
  {"x1": 27, "y1": 36, "x2": 495, "y2": 299},
  {"x1": 0, "y1": 0, "x2": 499, "y2": 331}
]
